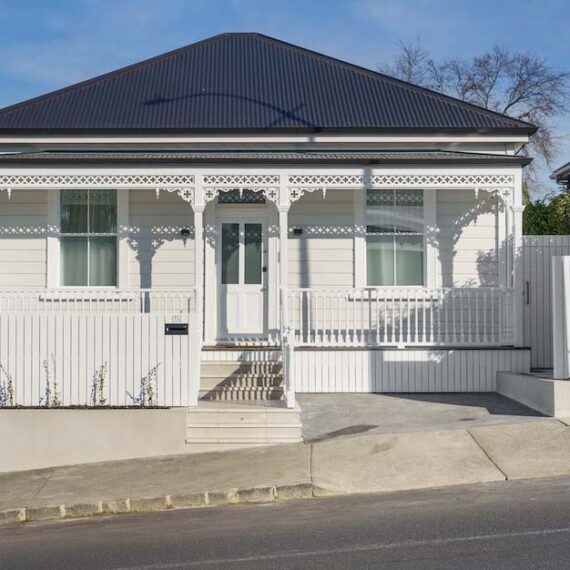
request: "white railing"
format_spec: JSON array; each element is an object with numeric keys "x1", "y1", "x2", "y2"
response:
[
  {"x1": 286, "y1": 287, "x2": 515, "y2": 347},
  {"x1": 0, "y1": 288, "x2": 196, "y2": 314}
]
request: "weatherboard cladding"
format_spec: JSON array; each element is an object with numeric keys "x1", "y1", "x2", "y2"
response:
[
  {"x1": 0, "y1": 34, "x2": 535, "y2": 133},
  {"x1": 0, "y1": 150, "x2": 531, "y2": 165}
]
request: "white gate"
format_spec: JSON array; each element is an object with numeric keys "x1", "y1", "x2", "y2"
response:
[{"x1": 522, "y1": 236, "x2": 570, "y2": 368}]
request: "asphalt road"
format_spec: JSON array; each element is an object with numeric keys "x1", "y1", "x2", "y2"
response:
[{"x1": 2, "y1": 478, "x2": 570, "y2": 569}]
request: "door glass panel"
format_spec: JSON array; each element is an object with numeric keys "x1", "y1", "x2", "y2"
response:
[
  {"x1": 244, "y1": 223, "x2": 262, "y2": 284},
  {"x1": 221, "y1": 223, "x2": 239, "y2": 284}
]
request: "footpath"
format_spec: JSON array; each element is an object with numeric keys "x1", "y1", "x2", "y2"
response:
[{"x1": 2, "y1": 417, "x2": 570, "y2": 525}]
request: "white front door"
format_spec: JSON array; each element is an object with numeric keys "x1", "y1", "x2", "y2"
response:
[{"x1": 217, "y1": 220, "x2": 267, "y2": 340}]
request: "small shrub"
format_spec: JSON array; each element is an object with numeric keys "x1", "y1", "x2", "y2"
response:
[
  {"x1": 90, "y1": 363, "x2": 108, "y2": 406},
  {"x1": 128, "y1": 364, "x2": 161, "y2": 407},
  {"x1": 0, "y1": 363, "x2": 15, "y2": 408}
]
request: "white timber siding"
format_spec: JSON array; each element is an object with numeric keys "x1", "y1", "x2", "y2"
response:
[
  {"x1": 0, "y1": 190, "x2": 47, "y2": 287},
  {"x1": 128, "y1": 190, "x2": 195, "y2": 288},
  {"x1": 288, "y1": 189, "x2": 354, "y2": 287},
  {"x1": 436, "y1": 190, "x2": 499, "y2": 287},
  {"x1": 294, "y1": 348, "x2": 530, "y2": 393},
  {"x1": 522, "y1": 236, "x2": 570, "y2": 368}
]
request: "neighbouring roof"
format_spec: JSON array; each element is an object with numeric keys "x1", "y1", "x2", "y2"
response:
[
  {"x1": 0, "y1": 33, "x2": 536, "y2": 135},
  {"x1": 0, "y1": 150, "x2": 532, "y2": 166},
  {"x1": 552, "y1": 161, "x2": 570, "y2": 183}
]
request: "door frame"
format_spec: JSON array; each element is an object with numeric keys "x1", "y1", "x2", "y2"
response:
[
  {"x1": 215, "y1": 216, "x2": 268, "y2": 341},
  {"x1": 203, "y1": 202, "x2": 278, "y2": 345}
]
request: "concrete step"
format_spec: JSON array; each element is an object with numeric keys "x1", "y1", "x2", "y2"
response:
[{"x1": 185, "y1": 403, "x2": 303, "y2": 451}]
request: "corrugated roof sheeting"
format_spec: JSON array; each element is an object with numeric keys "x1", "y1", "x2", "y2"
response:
[
  {"x1": 0, "y1": 150, "x2": 531, "y2": 165},
  {"x1": 0, "y1": 34, "x2": 536, "y2": 132}
]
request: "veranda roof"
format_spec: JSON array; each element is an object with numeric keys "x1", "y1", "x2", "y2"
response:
[{"x1": 0, "y1": 150, "x2": 531, "y2": 166}]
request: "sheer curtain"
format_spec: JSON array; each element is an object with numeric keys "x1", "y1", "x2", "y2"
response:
[{"x1": 60, "y1": 189, "x2": 117, "y2": 286}]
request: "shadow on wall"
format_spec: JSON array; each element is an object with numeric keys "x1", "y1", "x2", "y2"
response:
[{"x1": 438, "y1": 189, "x2": 500, "y2": 288}]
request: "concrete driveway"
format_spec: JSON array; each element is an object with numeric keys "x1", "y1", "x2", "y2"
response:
[{"x1": 298, "y1": 393, "x2": 548, "y2": 442}]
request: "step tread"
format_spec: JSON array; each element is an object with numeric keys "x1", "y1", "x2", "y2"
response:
[
  {"x1": 186, "y1": 421, "x2": 303, "y2": 428},
  {"x1": 185, "y1": 437, "x2": 303, "y2": 444}
]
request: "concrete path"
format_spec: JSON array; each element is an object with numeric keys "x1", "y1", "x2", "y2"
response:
[{"x1": 1, "y1": 417, "x2": 569, "y2": 524}]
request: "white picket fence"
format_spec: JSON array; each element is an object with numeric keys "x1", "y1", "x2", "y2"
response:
[
  {"x1": 522, "y1": 236, "x2": 570, "y2": 368},
  {"x1": 0, "y1": 290, "x2": 200, "y2": 407},
  {"x1": 287, "y1": 287, "x2": 515, "y2": 347}
]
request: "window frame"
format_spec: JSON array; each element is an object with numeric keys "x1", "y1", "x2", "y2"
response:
[
  {"x1": 47, "y1": 189, "x2": 128, "y2": 290},
  {"x1": 355, "y1": 187, "x2": 436, "y2": 289}
]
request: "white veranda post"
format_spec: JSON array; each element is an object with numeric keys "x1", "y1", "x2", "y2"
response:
[
  {"x1": 191, "y1": 190, "x2": 205, "y2": 407},
  {"x1": 279, "y1": 180, "x2": 295, "y2": 408}
]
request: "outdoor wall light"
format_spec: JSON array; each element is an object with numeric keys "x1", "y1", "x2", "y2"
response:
[{"x1": 180, "y1": 228, "x2": 191, "y2": 237}]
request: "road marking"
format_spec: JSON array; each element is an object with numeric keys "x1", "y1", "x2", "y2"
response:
[{"x1": 108, "y1": 525, "x2": 570, "y2": 569}]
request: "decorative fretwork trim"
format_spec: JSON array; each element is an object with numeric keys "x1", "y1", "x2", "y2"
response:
[
  {"x1": 202, "y1": 174, "x2": 280, "y2": 186},
  {"x1": 203, "y1": 186, "x2": 279, "y2": 205},
  {"x1": 200, "y1": 174, "x2": 280, "y2": 206},
  {"x1": 155, "y1": 187, "x2": 194, "y2": 203},
  {"x1": 0, "y1": 173, "x2": 195, "y2": 188},
  {"x1": 289, "y1": 187, "x2": 327, "y2": 204},
  {"x1": 287, "y1": 173, "x2": 515, "y2": 188}
]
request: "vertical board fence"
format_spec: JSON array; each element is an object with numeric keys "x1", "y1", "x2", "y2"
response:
[
  {"x1": 0, "y1": 290, "x2": 200, "y2": 407},
  {"x1": 522, "y1": 236, "x2": 570, "y2": 368}
]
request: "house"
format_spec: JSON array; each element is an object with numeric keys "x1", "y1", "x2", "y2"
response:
[
  {"x1": 0, "y1": 33, "x2": 534, "y2": 427},
  {"x1": 552, "y1": 162, "x2": 570, "y2": 189}
]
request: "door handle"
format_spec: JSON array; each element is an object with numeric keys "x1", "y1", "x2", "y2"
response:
[{"x1": 262, "y1": 266, "x2": 267, "y2": 273}]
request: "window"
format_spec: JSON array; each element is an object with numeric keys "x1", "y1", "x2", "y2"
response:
[
  {"x1": 366, "y1": 189, "x2": 424, "y2": 286},
  {"x1": 60, "y1": 189, "x2": 117, "y2": 286}
]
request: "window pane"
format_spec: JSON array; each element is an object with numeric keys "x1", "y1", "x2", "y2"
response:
[
  {"x1": 221, "y1": 223, "x2": 239, "y2": 284},
  {"x1": 366, "y1": 236, "x2": 394, "y2": 286},
  {"x1": 90, "y1": 189, "x2": 117, "y2": 233},
  {"x1": 61, "y1": 190, "x2": 88, "y2": 233},
  {"x1": 395, "y1": 236, "x2": 423, "y2": 285},
  {"x1": 394, "y1": 190, "x2": 423, "y2": 234},
  {"x1": 244, "y1": 223, "x2": 262, "y2": 284},
  {"x1": 89, "y1": 237, "x2": 117, "y2": 286},
  {"x1": 366, "y1": 189, "x2": 393, "y2": 233},
  {"x1": 60, "y1": 237, "x2": 88, "y2": 286}
]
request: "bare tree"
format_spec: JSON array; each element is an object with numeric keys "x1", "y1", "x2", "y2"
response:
[{"x1": 379, "y1": 42, "x2": 570, "y2": 191}]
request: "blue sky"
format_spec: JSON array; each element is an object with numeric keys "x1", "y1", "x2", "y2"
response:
[{"x1": 0, "y1": 0, "x2": 568, "y2": 195}]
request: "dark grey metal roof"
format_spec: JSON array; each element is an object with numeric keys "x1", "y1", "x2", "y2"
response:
[
  {"x1": 0, "y1": 150, "x2": 532, "y2": 166},
  {"x1": 0, "y1": 33, "x2": 536, "y2": 134}
]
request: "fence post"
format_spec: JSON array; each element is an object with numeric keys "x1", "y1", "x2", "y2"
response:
[{"x1": 552, "y1": 256, "x2": 570, "y2": 379}]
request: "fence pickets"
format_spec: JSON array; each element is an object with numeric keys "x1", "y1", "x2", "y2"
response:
[
  {"x1": 0, "y1": 313, "x2": 199, "y2": 407},
  {"x1": 522, "y1": 236, "x2": 570, "y2": 369}
]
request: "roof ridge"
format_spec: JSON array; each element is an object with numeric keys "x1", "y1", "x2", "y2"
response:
[{"x1": 250, "y1": 34, "x2": 535, "y2": 130}]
